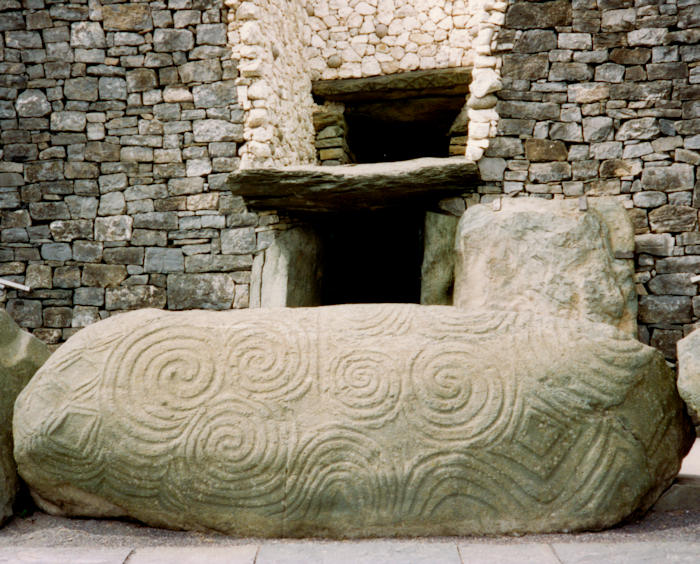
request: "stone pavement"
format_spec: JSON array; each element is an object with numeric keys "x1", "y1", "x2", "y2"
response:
[{"x1": 1, "y1": 541, "x2": 700, "y2": 564}]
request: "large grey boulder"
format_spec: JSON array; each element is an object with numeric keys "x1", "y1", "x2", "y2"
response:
[
  {"x1": 13, "y1": 306, "x2": 692, "y2": 537},
  {"x1": 1, "y1": 309, "x2": 50, "y2": 526},
  {"x1": 454, "y1": 198, "x2": 637, "y2": 336},
  {"x1": 677, "y1": 329, "x2": 700, "y2": 428}
]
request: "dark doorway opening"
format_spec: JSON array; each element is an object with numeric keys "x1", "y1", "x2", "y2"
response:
[
  {"x1": 312, "y1": 208, "x2": 425, "y2": 305},
  {"x1": 344, "y1": 96, "x2": 465, "y2": 163}
]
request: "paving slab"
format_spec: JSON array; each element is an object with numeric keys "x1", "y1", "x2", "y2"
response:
[
  {"x1": 459, "y1": 543, "x2": 560, "y2": 563},
  {"x1": 0, "y1": 547, "x2": 132, "y2": 564},
  {"x1": 255, "y1": 540, "x2": 461, "y2": 564},
  {"x1": 551, "y1": 542, "x2": 700, "y2": 563},
  {"x1": 127, "y1": 546, "x2": 258, "y2": 564}
]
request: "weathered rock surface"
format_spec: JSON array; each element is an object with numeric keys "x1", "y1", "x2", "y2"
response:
[
  {"x1": 13, "y1": 306, "x2": 692, "y2": 537},
  {"x1": 677, "y1": 329, "x2": 700, "y2": 427},
  {"x1": 227, "y1": 157, "x2": 479, "y2": 213},
  {"x1": 1, "y1": 309, "x2": 51, "y2": 526},
  {"x1": 454, "y1": 198, "x2": 637, "y2": 336}
]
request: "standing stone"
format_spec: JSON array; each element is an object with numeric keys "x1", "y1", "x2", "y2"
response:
[
  {"x1": 678, "y1": 329, "x2": 700, "y2": 428},
  {"x1": 1, "y1": 309, "x2": 50, "y2": 526},
  {"x1": 454, "y1": 198, "x2": 637, "y2": 335},
  {"x1": 12, "y1": 306, "x2": 693, "y2": 536},
  {"x1": 420, "y1": 212, "x2": 458, "y2": 305}
]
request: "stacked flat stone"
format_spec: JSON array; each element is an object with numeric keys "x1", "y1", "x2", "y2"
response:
[
  {"x1": 473, "y1": 0, "x2": 700, "y2": 360},
  {"x1": 228, "y1": 0, "x2": 317, "y2": 168},
  {"x1": 305, "y1": 0, "x2": 478, "y2": 80},
  {"x1": 0, "y1": 1, "x2": 272, "y2": 343},
  {"x1": 313, "y1": 103, "x2": 353, "y2": 166}
]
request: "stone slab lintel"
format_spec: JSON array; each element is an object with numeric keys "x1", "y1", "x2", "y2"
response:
[{"x1": 227, "y1": 157, "x2": 479, "y2": 213}]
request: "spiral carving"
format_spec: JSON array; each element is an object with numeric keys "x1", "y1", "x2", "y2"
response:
[
  {"x1": 323, "y1": 349, "x2": 402, "y2": 427},
  {"x1": 181, "y1": 399, "x2": 286, "y2": 512},
  {"x1": 406, "y1": 343, "x2": 518, "y2": 443},
  {"x1": 100, "y1": 324, "x2": 225, "y2": 461},
  {"x1": 225, "y1": 319, "x2": 313, "y2": 401}
]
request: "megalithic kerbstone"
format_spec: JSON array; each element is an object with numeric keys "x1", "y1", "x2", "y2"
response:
[
  {"x1": 1, "y1": 309, "x2": 51, "y2": 527},
  {"x1": 13, "y1": 305, "x2": 693, "y2": 537},
  {"x1": 454, "y1": 198, "x2": 637, "y2": 336}
]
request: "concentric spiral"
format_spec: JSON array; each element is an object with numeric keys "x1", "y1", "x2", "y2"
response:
[
  {"x1": 406, "y1": 342, "x2": 518, "y2": 443},
  {"x1": 181, "y1": 398, "x2": 286, "y2": 512},
  {"x1": 100, "y1": 324, "x2": 225, "y2": 460},
  {"x1": 324, "y1": 349, "x2": 402, "y2": 427},
  {"x1": 224, "y1": 319, "x2": 313, "y2": 401}
]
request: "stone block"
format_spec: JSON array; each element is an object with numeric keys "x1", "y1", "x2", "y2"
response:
[
  {"x1": 616, "y1": 118, "x2": 661, "y2": 141},
  {"x1": 635, "y1": 233, "x2": 674, "y2": 256},
  {"x1": 50, "y1": 219, "x2": 93, "y2": 242},
  {"x1": 16, "y1": 89, "x2": 50, "y2": 117},
  {"x1": 74, "y1": 287, "x2": 105, "y2": 307},
  {"x1": 126, "y1": 69, "x2": 158, "y2": 93},
  {"x1": 85, "y1": 142, "x2": 121, "y2": 162},
  {"x1": 167, "y1": 273, "x2": 234, "y2": 309},
  {"x1": 582, "y1": 117, "x2": 613, "y2": 142},
  {"x1": 454, "y1": 198, "x2": 637, "y2": 335},
  {"x1": 40, "y1": 243, "x2": 72, "y2": 262},
  {"x1": 70, "y1": 22, "x2": 105, "y2": 48},
  {"x1": 99, "y1": 77, "x2": 127, "y2": 100},
  {"x1": 529, "y1": 162, "x2": 571, "y2": 183},
  {"x1": 64, "y1": 77, "x2": 98, "y2": 101},
  {"x1": 103, "y1": 247, "x2": 144, "y2": 265},
  {"x1": 0, "y1": 310, "x2": 50, "y2": 525},
  {"x1": 184, "y1": 255, "x2": 254, "y2": 273},
  {"x1": 144, "y1": 248, "x2": 184, "y2": 274},
  {"x1": 95, "y1": 216, "x2": 133, "y2": 242},
  {"x1": 505, "y1": 0, "x2": 571, "y2": 29},
  {"x1": 648, "y1": 205, "x2": 697, "y2": 233},
  {"x1": 221, "y1": 227, "x2": 256, "y2": 255},
  {"x1": 43, "y1": 307, "x2": 73, "y2": 328},
  {"x1": 154, "y1": 29, "x2": 194, "y2": 52},
  {"x1": 105, "y1": 285, "x2": 166, "y2": 311},
  {"x1": 12, "y1": 306, "x2": 692, "y2": 536},
  {"x1": 25, "y1": 264, "x2": 52, "y2": 289},
  {"x1": 73, "y1": 241, "x2": 103, "y2": 263},
  {"x1": 648, "y1": 273, "x2": 696, "y2": 296},
  {"x1": 525, "y1": 139, "x2": 568, "y2": 162},
  {"x1": 502, "y1": 54, "x2": 549, "y2": 80},
  {"x1": 51, "y1": 111, "x2": 86, "y2": 132},
  {"x1": 82, "y1": 264, "x2": 127, "y2": 288},
  {"x1": 192, "y1": 81, "x2": 237, "y2": 109},
  {"x1": 678, "y1": 329, "x2": 700, "y2": 425},
  {"x1": 641, "y1": 165, "x2": 695, "y2": 192},
  {"x1": 102, "y1": 4, "x2": 153, "y2": 31},
  {"x1": 192, "y1": 120, "x2": 243, "y2": 143},
  {"x1": 513, "y1": 30, "x2": 557, "y2": 53},
  {"x1": 639, "y1": 295, "x2": 692, "y2": 324}
]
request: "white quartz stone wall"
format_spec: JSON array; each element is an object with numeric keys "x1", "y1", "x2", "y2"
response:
[
  {"x1": 305, "y1": 0, "x2": 481, "y2": 80},
  {"x1": 465, "y1": 0, "x2": 506, "y2": 162},
  {"x1": 227, "y1": 0, "x2": 316, "y2": 168}
]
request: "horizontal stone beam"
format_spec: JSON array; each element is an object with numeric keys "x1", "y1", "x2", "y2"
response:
[
  {"x1": 227, "y1": 157, "x2": 479, "y2": 213},
  {"x1": 312, "y1": 68, "x2": 472, "y2": 102}
]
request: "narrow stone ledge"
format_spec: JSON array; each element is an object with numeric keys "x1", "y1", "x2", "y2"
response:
[
  {"x1": 312, "y1": 68, "x2": 472, "y2": 102},
  {"x1": 227, "y1": 157, "x2": 479, "y2": 213}
]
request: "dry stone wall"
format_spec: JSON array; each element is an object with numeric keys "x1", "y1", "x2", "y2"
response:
[
  {"x1": 305, "y1": 0, "x2": 481, "y2": 80},
  {"x1": 474, "y1": 0, "x2": 700, "y2": 360},
  {"x1": 228, "y1": 0, "x2": 316, "y2": 168},
  {"x1": 0, "y1": 0, "x2": 262, "y2": 345}
]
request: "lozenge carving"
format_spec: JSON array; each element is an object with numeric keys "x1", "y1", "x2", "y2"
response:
[{"x1": 13, "y1": 305, "x2": 693, "y2": 537}]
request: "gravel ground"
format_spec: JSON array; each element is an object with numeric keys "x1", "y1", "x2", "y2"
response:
[{"x1": 0, "y1": 508, "x2": 698, "y2": 548}]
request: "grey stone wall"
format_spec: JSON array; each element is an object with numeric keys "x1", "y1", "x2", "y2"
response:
[
  {"x1": 0, "y1": 0, "x2": 259, "y2": 345},
  {"x1": 481, "y1": 0, "x2": 700, "y2": 360}
]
